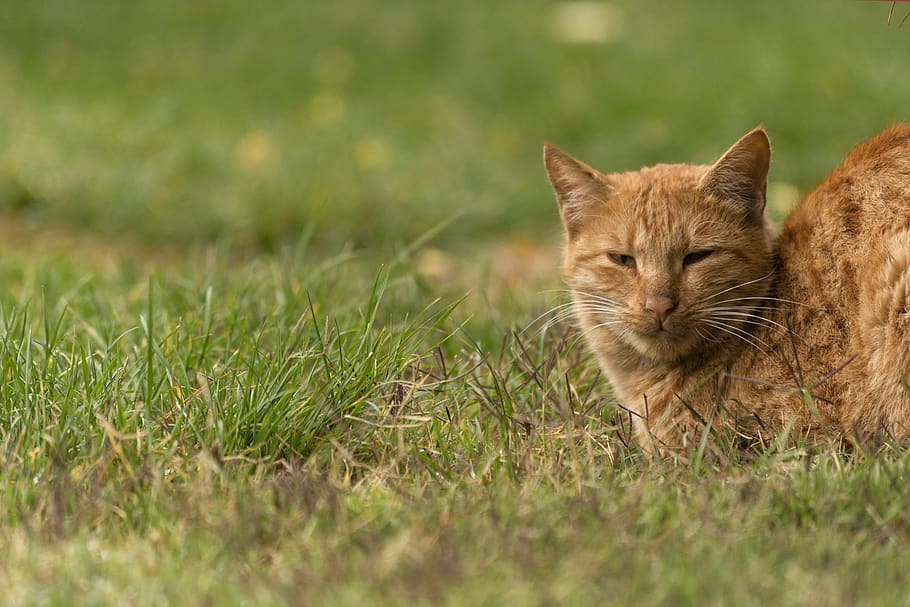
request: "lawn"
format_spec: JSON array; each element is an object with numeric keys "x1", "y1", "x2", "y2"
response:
[{"x1": 0, "y1": 1, "x2": 909, "y2": 605}]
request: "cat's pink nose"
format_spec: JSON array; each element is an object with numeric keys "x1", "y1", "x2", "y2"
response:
[{"x1": 644, "y1": 295, "x2": 676, "y2": 325}]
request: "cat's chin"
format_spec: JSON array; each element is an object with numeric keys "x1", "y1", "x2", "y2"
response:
[{"x1": 629, "y1": 330, "x2": 698, "y2": 363}]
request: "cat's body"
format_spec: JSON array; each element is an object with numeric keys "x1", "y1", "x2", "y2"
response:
[{"x1": 545, "y1": 125, "x2": 910, "y2": 451}]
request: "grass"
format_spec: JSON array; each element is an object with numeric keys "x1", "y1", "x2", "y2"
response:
[{"x1": 0, "y1": 0, "x2": 909, "y2": 605}]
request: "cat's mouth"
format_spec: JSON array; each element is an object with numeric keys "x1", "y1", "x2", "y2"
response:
[
  {"x1": 632, "y1": 323, "x2": 697, "y2": 359},
  {"x1": 641, "y1": 318, "x2": 678, "y2": 339},
  {"x1": 647, "y1": 327, "x2": 680, "y2": 343}
]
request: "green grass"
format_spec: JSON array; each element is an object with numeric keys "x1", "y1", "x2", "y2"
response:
[{"x1": 0, "y1": 0, "x2": 909, "y2": 605}]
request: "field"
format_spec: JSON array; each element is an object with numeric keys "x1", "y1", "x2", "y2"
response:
[{"x1": 1, "y1": 1, "x2": 910, "y2": 604}]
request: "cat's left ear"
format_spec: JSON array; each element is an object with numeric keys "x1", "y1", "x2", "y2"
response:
[
  {"x1": 699, "y1": 126, "x2": 770, "y2": 220},
  {"x1": 544, "y1": 143, "x2": 614, "y2": 237}
]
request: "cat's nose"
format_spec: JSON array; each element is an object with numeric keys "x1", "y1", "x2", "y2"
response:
[{"x1": 644, "y1": 295, "x2": 676, "y2": 325}]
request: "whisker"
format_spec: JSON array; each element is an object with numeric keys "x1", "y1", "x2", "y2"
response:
[
  {"x1": 573, "y1": 289, "x2": 622, "y2": 307},
  {"x1": 694, "y1": 325, "x2": 720, "y2": 344},
  {"x1": 537, "y1": 288, "x2": 611, "y2": 304},
  {"x1": 575, "y1": 319, "x2": 626, "y2": 342},
  {"x1": 543, "y1": 308, "x2": 615, "y2": 329},
  {"x1": 529, "y1": 302, "x2": 625, "y2": 338},
  {"x1": 707, "y1": 295, "x2": 825, "y2": 310},
  {"x1": 524, "y1": 299, "x2": 620, "y2": 330},
  {"x1": 546, "y1": 306, "x2": 620, "y2": 324},
  {"x1": 710, "y1": 316, "x2": 807, "y2": 346},
  {"x1": 707, "y1": 310, "x2": 796, "y2": 336},
  {"x1": 521, "y1": 303, "x2": 578, "y2": 336},
  {"x1": 703, "y1": 272, "x2": 774, "y2": 303},
  {"x1": 573, "y1": 299, "x2": 618, "y2": 307},
  {"x1": 711, "y1": 315, "x2": 791, "y2": 336},
  {"x1": 704, "y1": 324, "x2": 769, "y2": 357},
  {"x1": 703, "y1": 319, "x2": 771, "y2": 354},
  {"x1": 703, "y1": 305, "x2": 785, "y2": 313},
  {"x1": 704, "y1": 317, "x2": 771, "y2": 345}
]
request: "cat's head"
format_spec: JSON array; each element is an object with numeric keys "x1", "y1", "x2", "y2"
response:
[{"x1": 544, "y1": 127, "x2": 777, "y2": 364}]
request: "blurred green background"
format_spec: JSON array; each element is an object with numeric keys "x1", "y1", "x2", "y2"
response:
[{"x1": 0, "y1": 0, "x2": 907, "y2": 252}]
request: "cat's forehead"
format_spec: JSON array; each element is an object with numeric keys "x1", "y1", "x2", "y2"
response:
[
  {"x1": 611, "y1": 164, "x2": 717, "y2": 221},
  {"x1": 614, "y1": 163, "x2": 708, "y2": 197},
  {"x1": 576, "y1": 163, "x2": 733, "y2": 248}
]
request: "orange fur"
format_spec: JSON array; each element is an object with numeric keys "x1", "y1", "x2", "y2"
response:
[{"x1": 544, "y1": 125, "x2": 910, "y2": 452}]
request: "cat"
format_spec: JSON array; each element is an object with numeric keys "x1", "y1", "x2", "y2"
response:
[{"x1": 544, "y1": 125, "x2": 910, "y2": 453}]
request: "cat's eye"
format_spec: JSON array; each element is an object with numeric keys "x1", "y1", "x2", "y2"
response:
[
  {"x1": 608, "y1": 253, "x2": 636, "y2": 269},
  {"x1": 683, "y1": 250, "x2": 713, "y2": 266}
]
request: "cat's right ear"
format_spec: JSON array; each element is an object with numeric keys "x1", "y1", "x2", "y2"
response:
[
  {"x1": 699, "y1": 127, "x2": 771, "y2": 221},
  {"x1": 544, "y1": 143, "x2": 614, "y2": 237}
]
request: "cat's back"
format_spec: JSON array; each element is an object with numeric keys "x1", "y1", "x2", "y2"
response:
[
  {"x1": 793, "y1": 124, "x2": 910, "y2": 441},
  {"x1": 837, "y1": 123, "x2": 910, "y2": 179},
  {"x1": 782, "y1": 124, "x2": 910, "y2": 241},
  {"x1": 761, "y1": 126, "x2": 910, "y2": 437},
  {"x1": 777, "y1": 124, "x2": 910, "y2": 303}
]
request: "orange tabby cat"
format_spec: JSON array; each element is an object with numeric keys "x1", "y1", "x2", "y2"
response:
[{"x1": 544, "y1": 125, "x2": 910, "y2": 452}]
